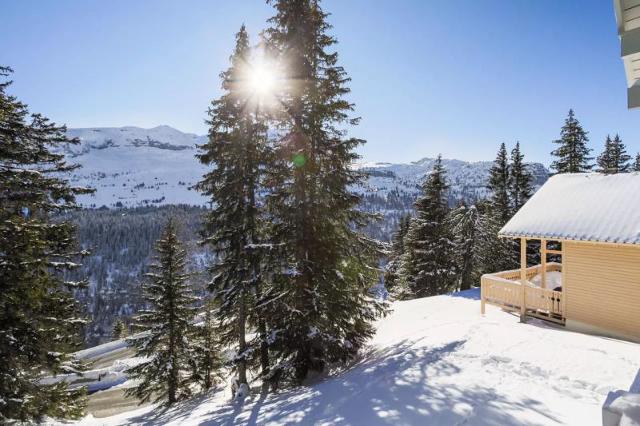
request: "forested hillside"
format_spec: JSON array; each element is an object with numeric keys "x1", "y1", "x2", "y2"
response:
[
  {"x1": 69, "y1": 155, "x2": 547, "y2": 346},
  {"x1": 64, "y1": 206, "x2": 211, "y2": 346}
]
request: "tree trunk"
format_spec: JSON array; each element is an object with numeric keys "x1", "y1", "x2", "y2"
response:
[
  {"x1": 237, "y1": 293, "x2": 247, "y2": 390},
  {"x1": 258, "y1": 317, "x2": 269, "y2": 393}
]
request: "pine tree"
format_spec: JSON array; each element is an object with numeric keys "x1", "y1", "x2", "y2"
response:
[
  {"x1": 112, "y1": 319, "x2": 128, "y2": 340},
  {"x1": 597, "y1": 135, "x2": 614, "y2": 174},
  {"x1": 508, "y1": 142, "x2": 533, "y2": 212},
  {"x1": 384, "y1": 214, "x2": 411, "y2": 294},
  {"x1": 263, "y1": 0, "x2": 386, "y2": 385},
  {"x1": 551, "y1": 109, "x2": 592, "y2": 174},
  {"x1": 125, "y1": 219, "x2": 196, "y2": 406},
  {"x1": 597, "y1": 134, "x2": 630, "y2": 174},
  {"x1": 195, "y1": 25, "x2": 272, "y2": 397},
  {"x1": 398, "y1": 156, "x2": 457, "y2": 298},
  {"x1": 611, "y1": 134, "x2": 631, "y2": 173},
  {"x1": 447, "y1": 204, "x2": 479, "y2": 291},
  {"x1": 189, "y1": 299, "x2": 222, "y2": 392},
  {"x1": 474, "y1": 208, "x2": 518, "y2": 275},
  {"x1": 488, "y1": 143, "x2": 511, "y2": 223},
  {"x1": 635, "y1": 153, "x2": 640, "y2": 172},
  {"x1": 0, "y1": 66, "x2": 91, "y2": 422}
]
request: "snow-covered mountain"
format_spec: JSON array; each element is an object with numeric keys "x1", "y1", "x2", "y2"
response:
[
  {"x1": 63, "y1": 126, "x2": 208, "y2": 207},
  {"x1": 355, "y1": 158, "x2": 549, "y2": 202},
  {"x1": 62, "y1": 126, "x2": 549, "y2": 209}
]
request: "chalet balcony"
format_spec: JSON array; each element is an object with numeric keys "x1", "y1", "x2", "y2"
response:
[{"x1": 481, "y1": 262, "x2": 565, "y2": 324}]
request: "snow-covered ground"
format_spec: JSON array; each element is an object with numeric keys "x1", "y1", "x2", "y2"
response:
[{"x1": 53, "y1": 289, "x2": 640, "y2": 425}]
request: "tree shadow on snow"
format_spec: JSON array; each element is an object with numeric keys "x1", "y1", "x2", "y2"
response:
[
  {"x1": 122, "y1": 387, "x2": 225, "y2": 426},
  {"x1": 448, "y1": 287, "x2": 481, "y2": 300},
  {"x1": 193, "y1": 338, "x2": 561, "y2": 425}
]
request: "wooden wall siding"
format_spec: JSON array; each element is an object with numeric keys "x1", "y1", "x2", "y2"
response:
[{"x1": 564, "y1": 242, "x2": 640, "y2": 339}]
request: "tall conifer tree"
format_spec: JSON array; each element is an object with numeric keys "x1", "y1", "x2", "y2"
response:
[
  {"x1": 509, "y1": 142, "x2": 533, "y2": 211},
  {"x1": 551, "y1": 109, "x2": 592, "y2": 174},
  {"x1": 0, "y1": 66, "x2": 91, "y2": 422},
  {"x1": 474, "y1": 208, "x2": 518, "y2": 275},
  {"x1": 635, "y1": 153, "x2": 640, "y2": 172},
  {"x1": 384, "y1": 214, "x2": 411, "y2": 294},
  {"x1": 398, "y1": 156, "x2": 456, "y2": 298},
  {"x1": 125, "y1": 219, "x2": 196, "y2": 406},
  {"x1": 447, "y1": 204, "x2": 480, "y2": 291},
  {"x1": 597, "y1": 134, "x2": 630, "y2": 174},
  {"x1": 196, "y1": 26, "x2": 272, "y2": 396},
  {"x1": 189, "y1": 299, "x2": 223, "y2": 392},
  {"x1": 597, "y1": 135, "x2": 614, "y2": 174},
  {"x1": 488, "y1": 143, "x2": 511, "y2": 223},
  {"x1": 611, "y1": 134, "x2": 630, "y2": 173},
  {"x1": 112, "y1": 319, "x2": 128, "y2": 340},
  {"x1": 263, "y1": 0, "x2": 385, "y2": 385}
]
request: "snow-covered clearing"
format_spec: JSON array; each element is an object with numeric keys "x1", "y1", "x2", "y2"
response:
[{"x1": 56, "y1": 289, "x2": 640, "y2": 425}]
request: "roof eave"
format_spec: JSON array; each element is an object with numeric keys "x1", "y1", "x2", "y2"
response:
[{"x1": 498, "y1": 232, "x2": 640, "y2": 247}]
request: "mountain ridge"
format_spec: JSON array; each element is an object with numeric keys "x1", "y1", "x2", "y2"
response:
[{"x1": 62, "y1": 125, "x2": 549, "y2": 210}]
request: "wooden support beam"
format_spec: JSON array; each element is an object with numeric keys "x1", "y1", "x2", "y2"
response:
[
  {"x1": 480, "y1": 277, "x2": 485, "y2": 315},
  {"x1": 520, "y1": 237, "x2": 527, "y2": 322},
  {"x1": 546, "y1": 249, "x2": 562, "y2": 255},
  {"x1": 541, "y1": 238, "x2": 547, "y2": 290},
  {"x1": 561, "y1": 243, "x2": 567, "y2": 317}
]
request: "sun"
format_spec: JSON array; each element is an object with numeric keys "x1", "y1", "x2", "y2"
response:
[
  {"x1": 247, "y1": 62, "x2": 276, "y2": 96},
  {"x1": 237, "y1": 51, "x2": 282, "y2": 112}
]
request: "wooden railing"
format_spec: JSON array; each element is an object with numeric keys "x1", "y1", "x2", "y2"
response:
[{"x1": 481, "y1": 263, "x2": 564, "y2": 323}]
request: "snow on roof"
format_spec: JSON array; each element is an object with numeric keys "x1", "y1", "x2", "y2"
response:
[{"x1": 500, "y1": 173, "x2": 640, "y2": 245}]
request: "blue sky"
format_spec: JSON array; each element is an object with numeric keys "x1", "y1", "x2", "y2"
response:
[{"x1": 3, "y1": 0, "x2": 638, "y2": 165}]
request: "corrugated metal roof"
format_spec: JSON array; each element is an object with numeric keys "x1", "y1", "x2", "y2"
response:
[{"x1": 499, "y1": 173, "x2": 640, "y2": 244}]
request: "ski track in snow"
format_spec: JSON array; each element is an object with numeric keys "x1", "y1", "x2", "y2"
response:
[{"x1": 53, "y1": 289, "x2": 640, "y2": 426}]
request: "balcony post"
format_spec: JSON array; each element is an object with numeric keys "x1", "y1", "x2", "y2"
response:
[
  {"x1": 541, "y1": 238, "x2": 547, "y2": 289},
  {"x1": 480, "y1": 276, "x2": 485, "y2": 315},
  {"x1": 520, "y1": 237, "x2": 527, "y2": 322}
]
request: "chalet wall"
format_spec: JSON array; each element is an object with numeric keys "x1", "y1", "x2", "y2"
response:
[{"x1": 564, "y1": 242, "x2": 640, "y2": 341}]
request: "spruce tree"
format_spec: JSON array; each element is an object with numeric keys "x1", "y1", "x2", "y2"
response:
[
  {"x1": 195, "y1": 25, "x2": 272, "y2": 396},
  {"x1": 398, "y1": 156, "x2": 456, "y2": 298},
  {"x1": 0, "y1": 66, "x2": 91, "y2": 422},
  {"x1": 263, "y1": 0, "x2": 386, "y2": 385},
  {"x1": 487, "y1": 143, "x2": 511, "y2": 223},
  {"x1": 611, "y1": 134, "x2": 631, "y2": 173},
  {"x1": 189, "y1": 299, "x2": 222, "y2": 392},
  {"x1": 447, "y1": 204, "x2": 479, "y2": 291},
  {"x1": 112, "y1": 319, "x2": 128, "y2": 340},
  {"x1": 125, "y1": 219, "x2": 196, "y2": 406},
  {"x1": 597, "y1": 135, "x2": 614, "y2": 174},
  {"x1": 474, "y1": 208, "x2": 518, "y2": 275},
  {"x1": 384, "y1": 214, "x2": 411, "y2": 294},
  {"x1": 550, "y1": 109, "x2": 592, "y2": 174},
  {"x1": 597, "y1": 134, "x2": 630, "y2": 174},
  {"x1": 635, "y1": 153, "x2": 640, "y2": 172},
  {"x1": 508, "y1": 142, "x2": 533, "y2": 212}
]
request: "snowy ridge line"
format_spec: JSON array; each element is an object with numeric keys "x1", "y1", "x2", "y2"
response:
[{"x1": 60, "y1": 126, "x2": 549, "y2": 209}]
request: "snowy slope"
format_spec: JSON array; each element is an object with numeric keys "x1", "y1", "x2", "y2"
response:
[
  {"x1": 62, "y1": 126, "x2": 549, "y2": 209},
  {"x1": 56, "y1": 291, "x2": 640, "y2": 426}
]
